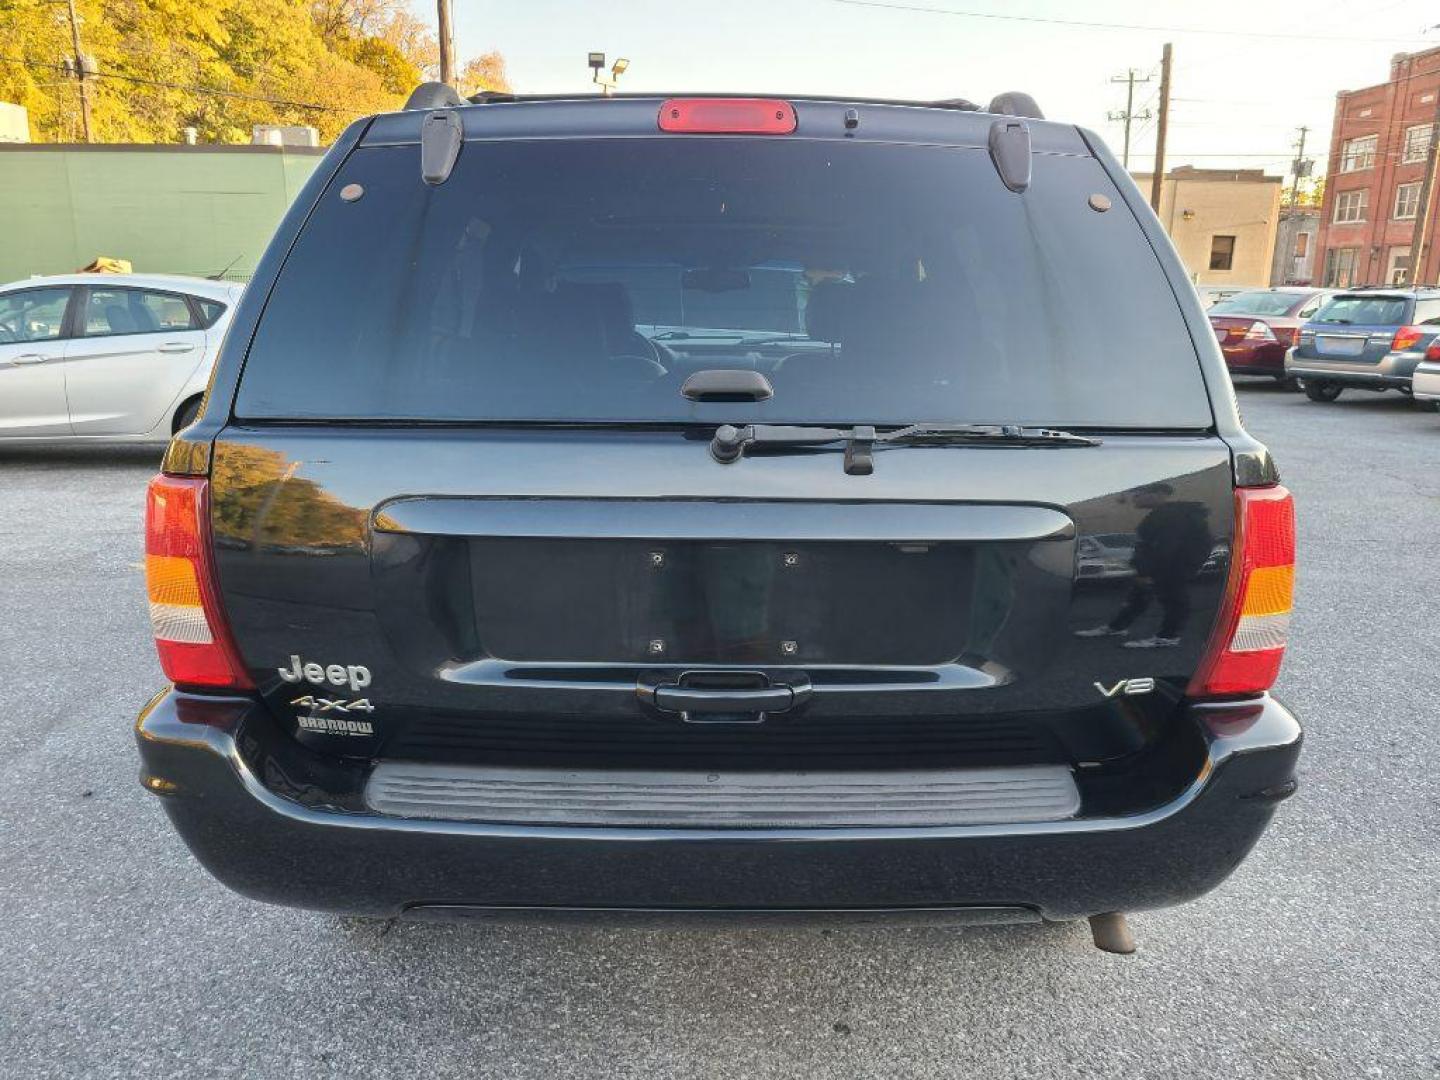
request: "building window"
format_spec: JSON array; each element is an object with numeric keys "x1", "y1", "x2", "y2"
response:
[
  {"x1": 1334, "y1": 189, "x2": 1368, "y2": 223},
  {"x1": 1340, "y1": 134, "x2": 1378, "y2": 172},
  {"x1": 1294, "y1": 232, "x2": 1310, "y2": 258},
  {"x1": 1388, "y1": 247, "x2": 1411, "y2": 285},
  {"x1": 1208, "y1": 235, "x2": 1236, "y2": 271},
  {"x1": 1395, "y1": 181, "x2": 1422, "y2": 220},
  {"x1": 1323, "y1": 247, "x2": 1360, "y2": 287},
  {"x1": 1403, "y1": 124, "x2": 1433, "y2": 164}
]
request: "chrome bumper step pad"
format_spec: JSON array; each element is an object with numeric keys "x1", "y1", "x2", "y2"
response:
[{"x1": 365, "y1": 762, "x2": 1080, "y2": 828}]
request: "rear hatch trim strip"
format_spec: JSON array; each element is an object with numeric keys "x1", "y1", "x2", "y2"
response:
[{"x1": 372, "y1": 497, "x2": 1075, "y2": 543}]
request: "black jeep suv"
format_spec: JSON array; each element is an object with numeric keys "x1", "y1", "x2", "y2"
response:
[{"x1": 136, "y1": 88, "x2": 1300, "y2": 947}]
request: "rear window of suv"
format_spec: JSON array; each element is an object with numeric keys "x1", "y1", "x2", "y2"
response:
[
  {"x1": 234, "y1": 136, "x2": 1212, "y2": 429},
  {"x1": 1312, "y1": 295, "x2": 1410, "y2": 326}
]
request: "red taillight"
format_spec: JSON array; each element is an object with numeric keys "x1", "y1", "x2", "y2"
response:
[
  {"x1": 145, "y1": 474, "x2": 252, "y2": 690},
  {"x1": 658, "y1": 98, "x2": 797, "y2": 135},
  {"x1": 1425, "y1": 340, "x2": 1440, "y2": 361},
  {"x1": 1392, "y1": 325, "x2": 1424, "y2": 352},
  {"x1": 1187, "y1": 485, "x2": 1295, "y2": 700},
  {"x1": 1272, "y1": 325, "x2": 1297, "y2": 346}
]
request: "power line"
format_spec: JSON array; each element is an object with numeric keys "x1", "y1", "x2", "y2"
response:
[
  {"x1": 0, "y1": 55, "x2": 349, "y2": 112},
  {"x1": 1136, "y1": 152, "x2": 1307, "y2": 158},
  {"x1": 92, "y1": 68, "x2": 349, "y2": 111},
  {"x1": 1140, "y1": 128, "x2": 1440, "y2": 167},
  {"x1": 1172, "y1": 94, "x2": 1340, "y2": 106},
  {"x1": 1127, "y1": 159, "x2": 1295, "y2": 172},
  {"x1": 1165, "y1": 120, "x2": 1313, "y2": 129},
  {"x1": 825, "y1": 0, "x2": 1433, "y2": 44}
]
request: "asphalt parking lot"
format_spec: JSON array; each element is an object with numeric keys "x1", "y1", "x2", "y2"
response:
[{"x1": 2, "y1": 382, "x2": 1437, "y2": 1079}]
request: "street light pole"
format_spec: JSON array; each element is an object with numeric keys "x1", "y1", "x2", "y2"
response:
[
  {"x1": 588, "y1": 53, "x2": 630, "y2": 96},
  {"x1": 64, "y1": 0, "x2": 92, "y2": 143}
]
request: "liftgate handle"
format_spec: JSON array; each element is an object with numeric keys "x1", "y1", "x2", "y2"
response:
[{"x1": 639, "y1": 673, "x2": 813, "y2": 715}]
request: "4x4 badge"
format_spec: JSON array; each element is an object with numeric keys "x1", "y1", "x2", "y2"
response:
[
  {"x1": 1094, "y1": 677, "x2": 1156, "y2": 698},
  {"x1": 291, "y1": 695, "x2": 376, "y2": 714}
]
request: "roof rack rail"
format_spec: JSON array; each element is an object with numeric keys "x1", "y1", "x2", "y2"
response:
[
  {"x1": 398, "y1": 84, "x2": 1046, "y2": 118},
  {"x1": 404, "y1": 81, "x2": 466, "y2": 111}
]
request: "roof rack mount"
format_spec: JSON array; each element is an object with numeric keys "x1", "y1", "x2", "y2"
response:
[
  {"x1": 405, "y1": 82, "x2": 466, "y2": 111},
  {"x1": 986, "y1": 92, "x2": 1044, "y2": 120}
]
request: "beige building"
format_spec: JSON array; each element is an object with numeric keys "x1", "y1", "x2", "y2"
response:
[{"x1": 1131, "y1": 166, "x2": 1283, "y2": 287}]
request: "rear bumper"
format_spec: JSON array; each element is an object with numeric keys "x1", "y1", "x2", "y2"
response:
[
  {"x1": 1285, "y1": 346, "x2": 1423, "y2": 389},
  {"x1": 1412, "y1": 363, "x2": 1440, "y2": 401},
  {"x1": 1222, "y1": 343, "x2": 1287, "y2": 375},
  {"x1": 135, "y1": 690, "x2": 1301, "y2": 922}
]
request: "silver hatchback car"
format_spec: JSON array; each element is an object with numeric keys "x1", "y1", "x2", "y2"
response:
[{"x1": 0, "y1": 273, "x2": 242, "y2": 442}]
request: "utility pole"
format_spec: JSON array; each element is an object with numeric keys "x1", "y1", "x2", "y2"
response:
[
  {"x1": 63, "y1": 0, "x2": 92, "y2": 143},
  {"x1": 1107, "y1": 68, "x2": 1152, "y2": 169},
  {"x1": 436, "y1": 0, "x2": 456, "y2": 87},
  {"x1": 1409, "y1": 90, "x2": 1440, "y2": 285},
  {"x1": 1289, "y1": 125, "x2": 1311, "y2": 208},
  {"x1": 1149, "y1": 42, "x2": 1173, "y2": 214}
]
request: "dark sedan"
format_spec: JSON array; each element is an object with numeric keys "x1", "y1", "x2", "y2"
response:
[{"x1": 1208, "y1": 287, "x2": 1332, "y2": 381}]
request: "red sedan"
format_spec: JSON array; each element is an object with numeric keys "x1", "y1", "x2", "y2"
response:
[{"x1": 1208, "y1": 287, "x2": 1334, "y2": 382}]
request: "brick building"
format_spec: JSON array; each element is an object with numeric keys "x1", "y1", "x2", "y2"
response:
[{"x1": 1315, "y1": 48, "x2": 1440, "y2": 288}]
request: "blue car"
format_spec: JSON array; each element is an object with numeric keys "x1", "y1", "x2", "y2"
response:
[{"x1": 1285, "y1": 286, "x2": 1440, "y2": 402}]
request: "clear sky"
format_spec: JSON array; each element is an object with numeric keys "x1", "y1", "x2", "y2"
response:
[{"x1": 432, "y1": 0, "x2": 1440, "y2": 181}]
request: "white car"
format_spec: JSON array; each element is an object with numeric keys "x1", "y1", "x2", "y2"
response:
[
  {"x1": 0, "y1": 273, "x2": 242, "y2": 442},
  {"x1": 1414, "y1": 345, "x2": 1440, "y2": 411}
]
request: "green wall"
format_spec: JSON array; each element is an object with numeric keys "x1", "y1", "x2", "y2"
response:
[{"x1": 0, "y1": 145, "x2": 324, "y2": 283}]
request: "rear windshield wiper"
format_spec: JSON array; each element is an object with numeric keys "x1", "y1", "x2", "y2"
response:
[
  {"x1": 709, "y1": 423, "x2": 1100, "y2": 475},
  {"x1": 652, "y1": 330, "x2": 808, "y2": 344}
]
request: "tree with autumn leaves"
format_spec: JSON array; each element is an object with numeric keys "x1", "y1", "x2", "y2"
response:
[{"x1": 0, "y1": 0, "x2": 510, "y2": 143}]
